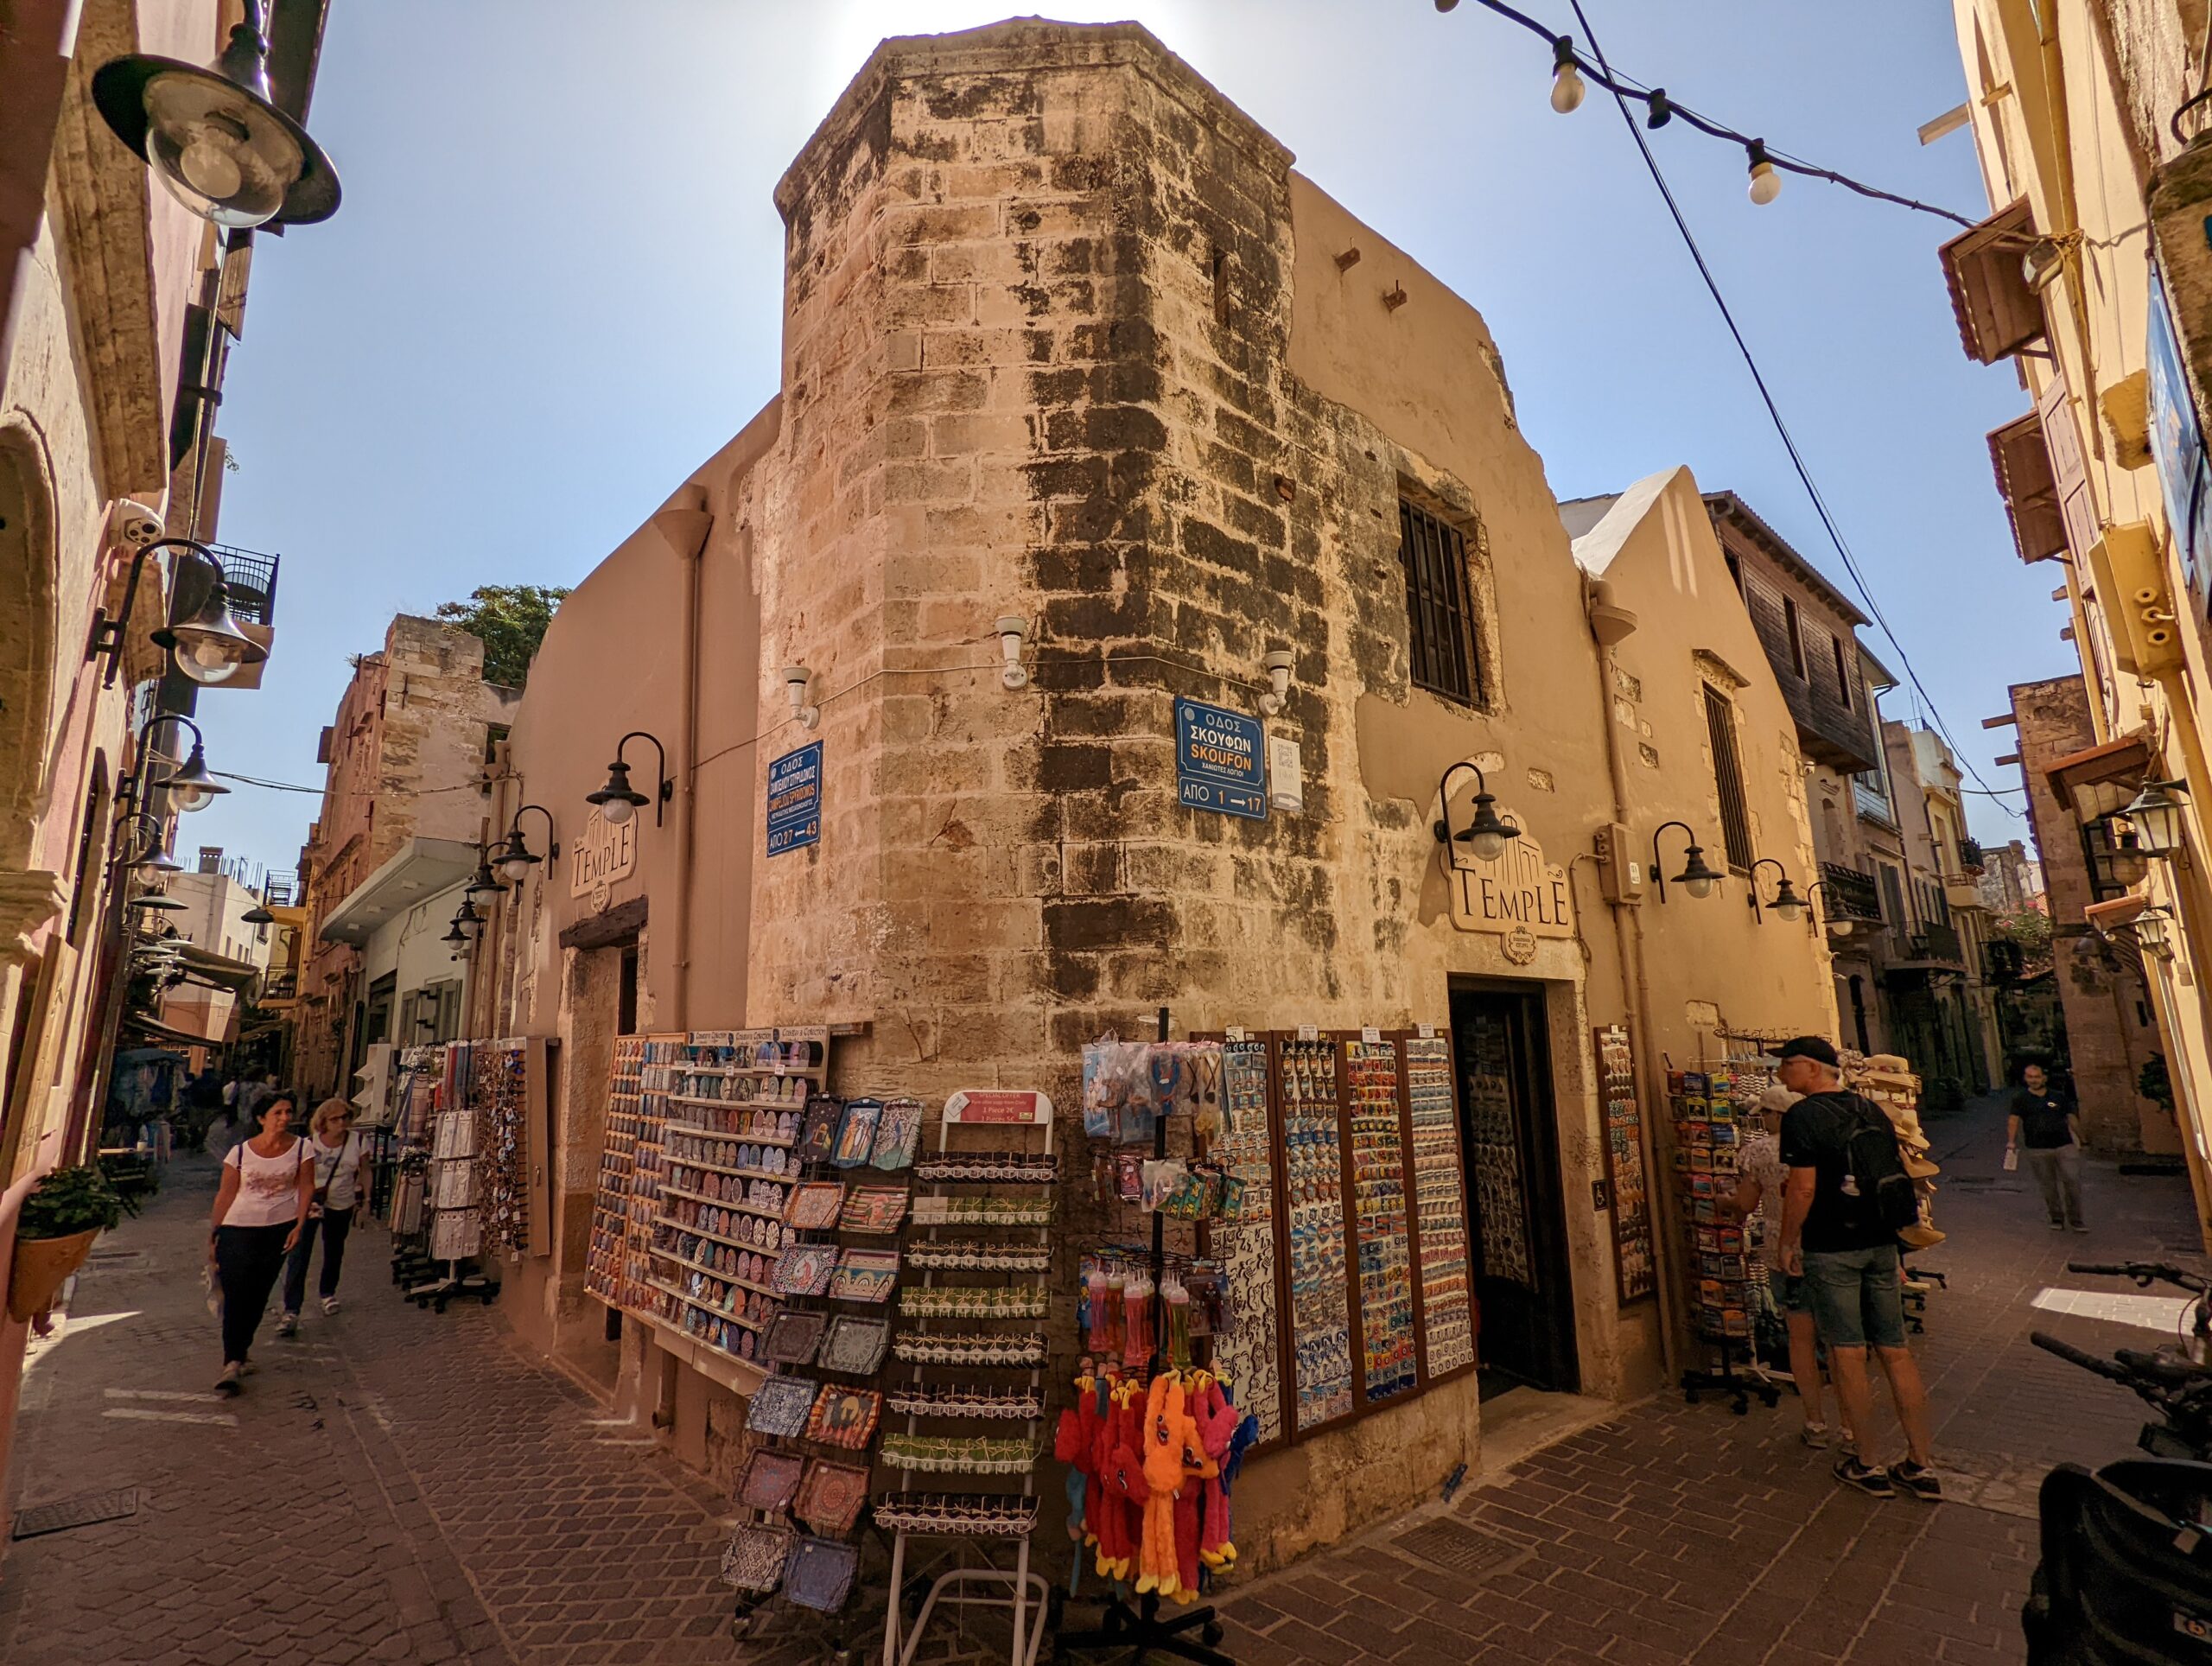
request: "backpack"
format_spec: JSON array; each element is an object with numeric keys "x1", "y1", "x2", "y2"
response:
[{"x1": 1837, "y1": 1095, "x2": 1920, "y2": 1237}]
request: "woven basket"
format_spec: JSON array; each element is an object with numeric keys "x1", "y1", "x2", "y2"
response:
[{"x1": 9, "y1": 1228, "x2": 99, "y2": 1322}]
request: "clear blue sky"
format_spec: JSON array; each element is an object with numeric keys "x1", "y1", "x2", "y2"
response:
[{"x1": 188, "y1": 0, "x2": 2049, "y2": 874}]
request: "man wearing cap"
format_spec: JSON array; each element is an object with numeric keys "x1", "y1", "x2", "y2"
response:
[
  {"x1": 2006, "y1": 1062, "x2": 2085, "y2": 1233},
  {"x1": 1773, "y1": 1035, "x2": 1941, "y2": 1500}
]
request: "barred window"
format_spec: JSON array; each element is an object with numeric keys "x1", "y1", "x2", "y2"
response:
[
  {"x1": 1702, "y1": 685, "x2": 1754, "y2": 872},
  {"x1": 1397, "y1": 500, "x2": 1481, "y2": 705}
]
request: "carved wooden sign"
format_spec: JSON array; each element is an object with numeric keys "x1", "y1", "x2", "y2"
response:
[{"x1": 1446, "y1": 814, "x2": 1575, "y2": 940}]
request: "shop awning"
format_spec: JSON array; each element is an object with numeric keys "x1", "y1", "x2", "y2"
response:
[
  {"x1": 2046, "y1": 729, "x2": 2152, "y2": 822},
  {"x1": 318, "y1": 836, "x2": 478, "y2": 946},
  {"x1": 1989, "y1": 410, "x2": 2069, "y2": 563},
  {"x1": 121, "y1": 1012, "x2": 229, "y2": 1048},
  {"x1": 1939, "y1": 200, "x2": 2044, "y2": 364}
]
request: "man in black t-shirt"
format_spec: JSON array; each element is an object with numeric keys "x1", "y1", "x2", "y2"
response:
[
  {"x1": 2006, "y1": 1062, "x2": 2084, "y2": 1232},
  {"x1": 1774, "y1": 1036, "x2": 1939, "y2": 1500}
]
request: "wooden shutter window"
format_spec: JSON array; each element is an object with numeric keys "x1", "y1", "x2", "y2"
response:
[
  {"x1": 1397, "y1": 500, "x2": 1480, "y2": 707},
  {"x1": 1702, "y1": 685, "x2": 1754, "y2": 873}
]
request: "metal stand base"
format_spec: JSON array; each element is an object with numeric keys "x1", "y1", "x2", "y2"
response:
[
  {"x1": 1681, "y1": 1334, "x2": 1780, "y2": 1416},
  {"x1": 1055, "y1": 1590, "x2": 1232, "y2": 1664}
]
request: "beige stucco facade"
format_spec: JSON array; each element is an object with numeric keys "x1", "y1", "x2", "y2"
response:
[
  {"x1": 1940, "y1": 0, "x2": 2212, "y2": 1237},
  {"x1": 467, "y1": 20, "x2": 1845, "y2": 1565}
]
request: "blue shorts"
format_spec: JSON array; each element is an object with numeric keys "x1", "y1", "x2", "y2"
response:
[{"x1": 1802, "y1": 1244, "x2": 1907, "y2": 1350}]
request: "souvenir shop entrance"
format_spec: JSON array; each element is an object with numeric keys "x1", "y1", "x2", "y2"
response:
[{"x1": 1450, "y1": 981, "x2": 1579, "y2": 1396}]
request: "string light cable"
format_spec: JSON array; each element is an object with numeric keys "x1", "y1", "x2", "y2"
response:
[
  {"x1": 1435, "y1": 0, "x2": 1976, "y2": 225},
  {"x1": 1506, "y1": 0, "x2": 2019, "y2": 818}
]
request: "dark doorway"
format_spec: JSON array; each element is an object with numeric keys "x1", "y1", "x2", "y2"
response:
[
  {"x1": 617, "y1": 944, "x2": 639, "y2": 1035},
  {"x1": 1451, "y1": 980, "x2": 1580, "y2": 1395},
  {"x1": 1848, "y1": 976, "x2": 1870, "y2": 1055}
]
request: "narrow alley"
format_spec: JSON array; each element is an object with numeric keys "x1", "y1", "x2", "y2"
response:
[{"x1": 1, "y1": 1091, "x2": 2199, "y2": 1666}]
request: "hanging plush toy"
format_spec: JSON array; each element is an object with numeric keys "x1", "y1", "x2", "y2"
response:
[
  {"x1": 1137, "y1": 1372, "x2": 1191, "y2": 1597},
  {"x1": 1171, "y1": 1382, "x2": 1217, "y2": 1601},
  {"x1": 1095, "y1": 1378, "x2": 1147, "y2": 1582},
  {"x1": 1055, "y1": 1398, "x2": 1090, "y2": 1548},
  {"x1": 1192, "y1": 1375, "x2": 1243, "y2": 1571}
]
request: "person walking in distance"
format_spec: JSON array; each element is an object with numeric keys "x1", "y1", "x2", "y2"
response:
[
  {"x1": 276, "y1": 1098, "x2": 372, "y2": 1335},
  {"x1": 1773, "y1": 1037, "x2": 1941, "y2": 1500},
  {"x1": 2008, "y1": 1061, "x2": 2086, "y2": 1233},
  {"x1": 208, "y1": 1091, "x2": 313, "y2": 1394}
]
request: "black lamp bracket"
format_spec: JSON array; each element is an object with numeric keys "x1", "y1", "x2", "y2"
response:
[{"x1": 613, "y1": 731, "x2": 673, "y2": 826}]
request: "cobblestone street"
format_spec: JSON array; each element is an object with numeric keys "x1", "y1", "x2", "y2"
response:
[{"x1": 0, "y1": 1093, "x2": 2202, "y2": 1665}]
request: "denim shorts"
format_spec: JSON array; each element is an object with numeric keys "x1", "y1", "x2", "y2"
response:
[{"x1": 1802, "y1": 1244, "x2": 1906, "y2": 1350}]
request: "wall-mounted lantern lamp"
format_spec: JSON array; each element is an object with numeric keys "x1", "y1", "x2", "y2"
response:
[
  {"x1": 2135, "y1": 904, "x2": 2177, "y2": 959},
  {"x1": 783, "y1": 665, "x2": 821, "y2": 731},
  {"x1": 496, "y1": 805, "x2": 559, "y2": 883},
  {"x1": 130, "y1": 892, "x2": 188, "y2": 914},
  {"x1": 1803, "y1": 881, "x2": 1853, "y2": 938},
  {"x1": 89, "y1": 538, "x2": 268, "y2": 690},
  {"x1": 139, "y1": 713, "x2": 228, "y2": 812},
  {"x1": 115, "y1": 812, "x2": 181, "y2": 874},
  {"x1": 241, "y1": 905, "x2": 275, "y2": 925},
  {"x1": 588, "y1": 733, "x2": 671, "y2": 827},
  {"x1": 451, "y1": 900, "x2": 483, "y2": 944},
  {"x1": 1652, "y1": 820, "x2": 1722, "y2": 903},
  {"x1": 2121, "y1": 779, "x2": 2189, "y2": 857},
  {"x1": 1749, "y1": 858, "x2": 1805, "y2": 925},
  {"x1": 442, "y1": 918, "x2": 469, "y2": 954},
  {"x1": 90, "y1": 0, "x2": 341, "y2": 229},
  {"x1": 1258, "y1": 649, "x2": 1295, "y2": 717},
  {"x1": 995, "y1": 618, "x2": 1029, "y2": 690},
  {"x1": 1433, "y1": 762, "x2": 1521, "y2": 863},
  {"x1": 463, "y1": 846, "x2": 505, "y2": 900}
]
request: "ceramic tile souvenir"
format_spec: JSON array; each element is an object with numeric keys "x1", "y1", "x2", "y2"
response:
[
  {"x1": 772, "y1": 1243, "x2": 837, "y2": 1297},
  {"x1": 736, "y1": 1447, "x2": 804, "y2": 1510},
  {"x1": 793, "y1": 1460, "x2": 871, "y2": 1536},
  {"x1": 782, "y1": 1536, "x2": 858, "y2": 1613},
  {"x1": 868, "y1": 1097, "x2": 924, "y2": 1170},
  {"x1": 838, "y1": 1186, "x2": 909, "y2": 1234},
  {"x1": 831, "y1": 1099, "x2": 881, "y2": 1167},
  {"x1": 745, "y1": 1374, "x2": 817, "y2": 1437},
  {"x1": 761, "y1": 1309, "x2": 827, "y2": 1366},
  {"x1": 785, "y1": 1181, "x2": 844, "y2": 1230},
  {"x1": 804, "y1": 1383, "x2": 881, "y2": 1450},
  {"x1": 720, "y1": 1523, "x2": 791, "y2": 1593},
  {"x1": 817, "y1": 1313, "x2": 890, "y2": 1375},
  {"x1": 828, "y1": 1248, "x2": 899, "y2": 1303}
]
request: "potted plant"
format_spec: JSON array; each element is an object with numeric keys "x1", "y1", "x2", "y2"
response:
[{"x1": 9, "y1": 1166, "x2": 124, "y2": 1322}]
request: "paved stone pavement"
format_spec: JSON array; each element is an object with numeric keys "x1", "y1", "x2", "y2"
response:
[
  {"x1": 0, "y1": 1094, "x2": 2202, "y2": 1665},
  {"x1": 1211, "y1": 1091, "x2": 2209, "y2": 1664}
]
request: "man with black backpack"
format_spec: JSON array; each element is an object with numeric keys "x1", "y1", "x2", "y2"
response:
[{"x1": 1772, "y1": 1036, "x2": 1941, "y2": 1501}]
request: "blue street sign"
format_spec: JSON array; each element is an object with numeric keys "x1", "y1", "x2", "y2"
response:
[
  {"x1": 1175, "y1": 700, "x2": 1267, "y2": 821},
  {"x1": 766, "y1": 741, "x2": 823, "y2": 855}
]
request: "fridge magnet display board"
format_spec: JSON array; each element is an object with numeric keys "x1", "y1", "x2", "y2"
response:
[
  {"x1": 1203, "y1": 1035, "x2": 1286, "y2": 1447},
  {"x1": 1594, "y1": 1024, "x2": 1656, "y2": 1305}
]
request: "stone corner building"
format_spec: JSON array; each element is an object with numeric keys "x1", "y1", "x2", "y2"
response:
[{"x1": 485, "y1": 19, "x2": 1837, "y2": 1567}]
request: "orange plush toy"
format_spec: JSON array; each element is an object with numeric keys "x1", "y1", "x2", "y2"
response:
[{"x1": 1136, "y1": 1372, "x2": 1193, "y2": 1598}]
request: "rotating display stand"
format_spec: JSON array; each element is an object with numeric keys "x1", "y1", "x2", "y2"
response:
[
  {"x1": 1056, "y1": 1008, "x2": 1230, "y2": 1666},
  {"x1": 880, "y1": 1089, "x2": 1057, "y2": 1666}
]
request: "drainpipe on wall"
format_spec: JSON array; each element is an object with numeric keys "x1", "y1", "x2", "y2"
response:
[
  {"x1": 1584, "y1": 577, "x2": 1685, "y2": 1378},
  {"x1": 651, "y1": 486, "x2": 713, "y2": 1032}
]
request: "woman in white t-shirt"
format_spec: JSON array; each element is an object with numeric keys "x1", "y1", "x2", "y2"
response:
[
  {"x1": 277, "y1": 1099, "x2": 373, "y2": 1332},
  {"x1": 209, "y1": 1091, "x2": 314, "y2": 1393}
]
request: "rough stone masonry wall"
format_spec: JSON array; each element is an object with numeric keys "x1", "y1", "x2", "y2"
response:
[
  {"x1": 2012, "y1": 674, "x2": 2162, "y2": 1148},
  {"x1": 747, "y1": 22, "x2": 1615, "y2": 1566}
]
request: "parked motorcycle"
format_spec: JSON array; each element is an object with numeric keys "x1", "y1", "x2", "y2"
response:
[{"x1": 2024, "y1": 1292, "x2": 2212, "y2": 1663}]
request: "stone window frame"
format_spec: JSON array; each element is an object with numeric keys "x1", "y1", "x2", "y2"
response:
[{"x1": 1394, "y1": 476, "x2": 1501, "y2": 715}]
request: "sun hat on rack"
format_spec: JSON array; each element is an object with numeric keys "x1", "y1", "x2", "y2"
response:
[{"x1": 1897, "y1": 1221, "x2": 1948, "y2": 1250}]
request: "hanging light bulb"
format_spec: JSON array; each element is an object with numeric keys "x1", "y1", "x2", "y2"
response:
[
  {"x1": 1550, "y1": 35, "x2": 1586, "y2": 114},
  {"x1": 1746, "y1": 140, "x2": 1782, "y2": 206}
]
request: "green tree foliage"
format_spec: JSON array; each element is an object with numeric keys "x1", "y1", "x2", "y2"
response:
[{"x1": 435, "y1": 584, "x2": 570, "y2": 688}]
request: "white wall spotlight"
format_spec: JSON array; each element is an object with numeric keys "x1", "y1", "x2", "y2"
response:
[
  {"x1": 995, "y1": 617, "x2": 1029, "y2": 690},
  {"x1": 783, "y1": 664, "x2": 821, "y2": 731},
  {"x1": 1258, "y1": 648, "x2": 1294, "y2": 716}
]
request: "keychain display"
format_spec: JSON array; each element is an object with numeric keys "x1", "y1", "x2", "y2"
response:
[
  {"x1": 1345, "y1": 1039, "x2": 1415, "y2": 1402},
  {"x1": 1205, "y1": 1038, "x2": 1283, "y2": 1444},
  {"x1": 1281, "y1": 1037, "x2": 1353, "y2": 1429},
  {"x1": 1406, "y1": 1033, "x2": 1474, "y2": 1371}
]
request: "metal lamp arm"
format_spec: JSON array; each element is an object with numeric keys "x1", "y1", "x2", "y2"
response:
[
  {"x1": 1747, "y1": 856, "x2": 1788, "y2": 924},
  {"x1": 91, "y1": 538, "x2": 226, "y2": 688},
  {"x1": 510, "y1": 803, "x2": 560, "y2": 860},
  {"x1": 1651, "y1": 819, "x2": 1694, "y2": 906},
  {"x1": 615, "y1": 731, "x2": 673, "y2": 826}
]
